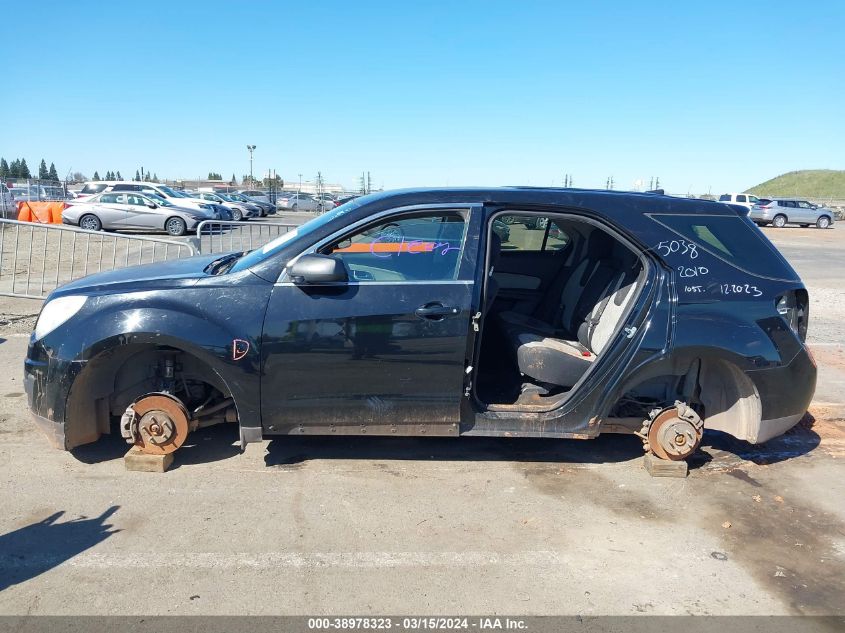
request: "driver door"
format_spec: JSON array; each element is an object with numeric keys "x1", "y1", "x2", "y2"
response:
[{"x1": 260, "y1": 205, "x2": 481, "y2": 436}]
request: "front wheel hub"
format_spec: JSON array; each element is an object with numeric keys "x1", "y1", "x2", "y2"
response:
[{"x1": 121, "y1": 393, "x2": 190, "y2": 455}]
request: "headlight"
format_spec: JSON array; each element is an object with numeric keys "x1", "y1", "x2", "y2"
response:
[{"x1": 34, "y1": 295, "x2": 87, "y2": 340}]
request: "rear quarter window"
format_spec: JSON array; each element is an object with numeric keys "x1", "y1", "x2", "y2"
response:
[{"x1": 650, "y1": 213, "x2": 799, "y2": 281}]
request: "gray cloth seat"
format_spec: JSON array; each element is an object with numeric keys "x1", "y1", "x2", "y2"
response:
[
  {"x1": 498, "y1": 230, "x2": 616, "y2": 340},
  {"x1": 515, "y1": 266, "x2": 638, "y2": 387}
]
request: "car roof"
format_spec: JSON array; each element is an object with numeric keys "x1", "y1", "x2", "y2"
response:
[{"x1": 346, "y1": 187, "x2": 743, "y2": 217}]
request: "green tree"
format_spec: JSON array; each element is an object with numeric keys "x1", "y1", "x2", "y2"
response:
[
  {"x1": 116, "y1": 171, "x2": 122, "y2": 180},
  {"x1": 93, "y1": 171, "x2": 101, "y2": 180},
  {"x1": 0, "y1": 158, "x2": 8, "y2": 179},
  {"x1": 231, "y1": 173, "x2": 237, "y2": 185},
  {"x1": 135, "y1": 170, "x2": 141, "y2": 181},
  {"x1": 10, "y1": 159, "x2": 20, "y2": 178},
  {"x1": 38, "y1": 159, "x2": 49, "y2": 180},
  {"x1": 19, "y1": 159, "x2": 31, "y2": 178},
  {"x1": 152, "y1": 173, "x2": 158, "y2": 181},
  {"x1": 48, "y1": 163, "x2": 59, "y2": 181}
]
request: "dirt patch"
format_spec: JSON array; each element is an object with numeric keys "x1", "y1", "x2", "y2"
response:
[{"x1": 698, "y1": 467, "x2": 845, "y2": 615}]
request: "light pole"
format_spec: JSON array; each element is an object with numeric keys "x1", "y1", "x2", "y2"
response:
[
  {"x1": 246, "y1": 145, "x2": 256, "y2": 186},
  {"x1": 298, "y1": 173, "x2": 302, "y2": 194}
]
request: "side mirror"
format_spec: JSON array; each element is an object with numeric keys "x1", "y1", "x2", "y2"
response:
[
  {"x1": 289, "y1": 254, "x2": 348, "y2": 285},
  {"x1": 146, "y1": 202, "x2": 157, "y2": 209}
]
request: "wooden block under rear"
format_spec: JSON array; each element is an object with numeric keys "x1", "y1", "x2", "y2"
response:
[
  {"x1": 124, "y1": 446, "x2": 174, "y2": 473},
  {"x1": 643, "y1": 453, "x2": 688, "y2": 478}
]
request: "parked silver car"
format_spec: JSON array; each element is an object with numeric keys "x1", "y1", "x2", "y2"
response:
[
  {"x1": 750, "y1": 199, "x2": 835, "y2": 229},
  {"x1": 62, "y1": 192, "x2": 211, "y2": 236},
  {"x1": 189, "y1": 191, "x2": 256, "y2": 221},
  {"x1": 278, "y1": 192, "x2": 332, "y2": 212}
]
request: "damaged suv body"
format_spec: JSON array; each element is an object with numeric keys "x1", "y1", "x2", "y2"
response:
[{"x1": 24, "y1": 188, "x2": 815, "y2": 465}]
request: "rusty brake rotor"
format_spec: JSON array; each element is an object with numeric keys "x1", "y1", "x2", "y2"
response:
[
  {"x1": 647, "y1": 405, "x2": 703, "y2": 461},
  {"x1": 130, "y1": 394, "x2": 190, "y2": 455}
]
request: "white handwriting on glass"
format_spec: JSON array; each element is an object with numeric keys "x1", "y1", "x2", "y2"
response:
[{"x1": 656, "y1": 240, "x2": 699, "y2": 259}]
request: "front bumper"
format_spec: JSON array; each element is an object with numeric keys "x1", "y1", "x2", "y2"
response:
[{"x1": 24, "y1": 340, "x2": 87, "y2": 451}]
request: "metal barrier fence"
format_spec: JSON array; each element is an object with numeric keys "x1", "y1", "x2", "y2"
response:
[
  {"x1": 193, "y1": 220, "x2": 296, "y2": 254},
  {"x1": 0, "y1": 219, "x2": 197, "y2": 300}
]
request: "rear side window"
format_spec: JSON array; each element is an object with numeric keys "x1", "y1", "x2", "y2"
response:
[
  {"x1": 736, "y1": 195, "x2": 746, "y2": 203},
  {"x1": 495, "y1": 215, "x2": 570, "y2": 252},
  {"x1": 650, "y1": 214, "x2": 798, "y2": 281},
  {"x1": 718, "y1": 194, "x2": 731, "y2": 202}
]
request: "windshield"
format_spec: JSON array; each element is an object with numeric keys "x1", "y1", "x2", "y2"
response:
[
  {"x1": 228, "y1": 200, "x2": 361, "y2": 274},
  {"x1": 146, "y1": 193, "x2": 174, "y2": 207},
  {"x1": 156, "y1": 185, "x2": 183, "y2": 198}
]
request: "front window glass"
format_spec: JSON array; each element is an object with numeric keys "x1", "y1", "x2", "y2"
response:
[{"x1": 321, "y1": 211, "x2": 468, "y2": 282}]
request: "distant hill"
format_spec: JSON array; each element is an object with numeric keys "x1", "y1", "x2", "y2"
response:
[{"x1": 746, "y1": 170, "x2": 845, "y2": 198}]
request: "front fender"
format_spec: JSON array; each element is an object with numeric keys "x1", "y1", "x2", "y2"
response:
[{"x1": 26, "y1": 283, "x2": 272, "y2": 449}]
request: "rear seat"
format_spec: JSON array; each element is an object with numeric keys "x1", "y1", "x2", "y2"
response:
[
  {"x1": 514, "y1": 261, "x2": 640, "y2": 387},
  {"x1": 498, "y1": 230, "x2": 616, "y2": 340}
]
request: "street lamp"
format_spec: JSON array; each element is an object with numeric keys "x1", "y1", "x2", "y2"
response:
[
  {"x1": 298, "y1": 173, "x2": 302, "y2": 194},
  {"x1": 246, "y1": 145, "x2": 256, "y2": 186}
]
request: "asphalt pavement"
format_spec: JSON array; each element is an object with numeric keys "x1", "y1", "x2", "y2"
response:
[{"x1": 0, "y1": 225, "x2": 842, "y2": 616}]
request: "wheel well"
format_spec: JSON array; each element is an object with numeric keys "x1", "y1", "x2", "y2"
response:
[
  {"x1": 64, "y1": 344, "x2": 237, "y2": 449},
  {"x1": 607, "y1": 357, "x2": 762, "y2": 441}
]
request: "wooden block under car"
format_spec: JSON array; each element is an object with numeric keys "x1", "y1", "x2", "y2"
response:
[
  {"x1": 643, "y1": 453, "x2": 689, "y2": 478},
  {"x1": 124, "y1": 446, "x2": 174, "y2": 473}
]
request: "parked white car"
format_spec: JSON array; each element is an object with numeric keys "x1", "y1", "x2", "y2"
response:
[
  {"x1": 718, "y1": 193, "x2": 763, "y2": 211},
  {"x1": 188, "y1": 191, "x2": 256, "y2": 221}
]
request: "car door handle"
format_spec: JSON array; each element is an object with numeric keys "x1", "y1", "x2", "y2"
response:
[{"x1": 415, "y1": 303, "x2": 460, "y2": 319}]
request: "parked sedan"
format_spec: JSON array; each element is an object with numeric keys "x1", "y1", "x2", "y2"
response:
[
  {"x1": 27, "y1": 188, "x2": 814, "y2": 472},
  {"x1": 188, "y1": 192, "x2": 256, "y2": 221},
  {"x1": 227, "y1": 192, "x2": 274, "y2": 216},
  {"x1": 62, "y1": 191, "x2": 211, "y2": 235},
  {"x1": 238, "y1": 189, "x2": 272, "y2": 205},
  {"x1": 750, "y1": 199, "x2": 835, "y2": 229},
  {"x1": 280, "y1": 192, "x2": 332, "y2": 212}
]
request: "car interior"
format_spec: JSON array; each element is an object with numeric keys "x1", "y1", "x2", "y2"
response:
[{"x1": 475, "y1": 213, "x2": 645, "y2": 410}]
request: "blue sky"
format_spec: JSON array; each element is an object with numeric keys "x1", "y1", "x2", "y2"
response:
[{"x1": 4, "y1": 0, "x2": 843, "y2": 193}]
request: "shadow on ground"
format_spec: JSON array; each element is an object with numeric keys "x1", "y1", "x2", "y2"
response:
[
  {"x1": 69, "y1": 412, "x2": 822, "y2": 470},
  {"x1": 71, "y1": 424, "x2": 240, "y2": 469},
  {"x1": 0, "y1": 506, "x2": 119, "y2": 592}
]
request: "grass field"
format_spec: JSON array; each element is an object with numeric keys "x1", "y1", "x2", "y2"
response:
[{"x1": 747, "y1": 169, "x2": 845, "y2": 198}]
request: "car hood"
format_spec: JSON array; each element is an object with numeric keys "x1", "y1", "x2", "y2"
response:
[{"x1": 53, "y1": 253, "x2": 222, "y2": 296}]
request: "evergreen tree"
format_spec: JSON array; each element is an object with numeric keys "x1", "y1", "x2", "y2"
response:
[
  {"x1": 93, "y1": 171, "x2": 101, "y2": 180},
  {"x1": 38, "y1": 159, "x2": 49, "y2": 180},
  {"x1": 153, "y1": 173, "x2": 158, "y2": 181},
  {"x1": 19, "y1": 159, "x2": 31, "y2": 178},
  {"x1": 10, "y1": 159, "x2": 20, "y2": 178},
  {"x1": 116, "y1": 171, "x2": 122, "y2": 180},
  {"x1": 48, "y1": 163, "x2": 59, "y2": 181},
  {"x1": 231, "y1": 173, "x2": 237, "y2": 185},
  {"x1": 0, "y1": 158, "x2": 8, "y2": 179},
  {"x1": 135, "y1": 170, "x2": 141, "y2": 181}
]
